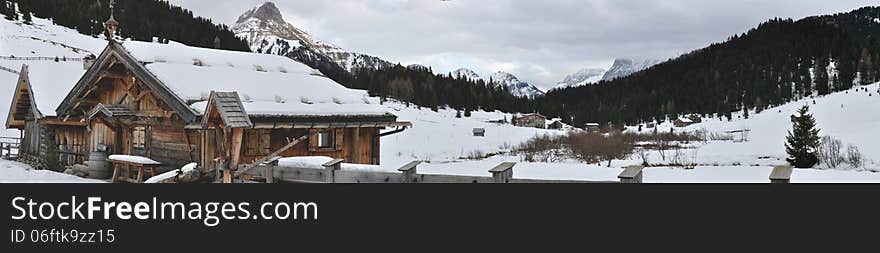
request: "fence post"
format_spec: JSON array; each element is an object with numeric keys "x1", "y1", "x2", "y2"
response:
[
  {"x1": 618, "y1": 166, "x2": 644, "y2": 183},
  {"x1": 769, "y1": 166, "x2": 793, "y2": 184},
  {"x1": 398, "y1": 161, "x2": 422, "y2": 183},
  {"x1": 489, "y1": 162, "x2": 516, "y2": 183},
  {"x1": 323, "y1": 159, "x2": 344, "y2": 183},
  {"x1": 265, "y1": 156, "x2": 281, "y2": 184}
]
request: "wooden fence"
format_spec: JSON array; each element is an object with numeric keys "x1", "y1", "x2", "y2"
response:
[
  {"x1": 0, "y1": 65, "x2": 20, "y2": 75},
  {"x1": 0, "y1": 137, "x2": 21, "y2": 159},
  {"x1": 241, "y1": 160, "x2": 799, "y2": 184},
  {"x1": 0, "y1": 56, "x2": 83, "y2": 61},
  {"x1": 242, "y1": 159, "x2": 643, "y2": 184}
]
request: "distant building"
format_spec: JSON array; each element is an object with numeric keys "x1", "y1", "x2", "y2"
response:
[
  {"x1": 473, "y1": 128, "x2": 486, "y2": 137},
  {"x1": 547, "y1": 120, "x2": 565, "y2": 130},
  {"x1": 585, "y1": 123, "x2": 601, "y2": 133},
  {"x1": 513, "y1": 113, "x2": 547, "y2": 129},
  {"x1": 674, "y1": 117, "x2": 695, "y2": 127}
]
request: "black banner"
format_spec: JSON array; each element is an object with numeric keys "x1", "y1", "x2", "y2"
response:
[{"x1": 2, "y1": 184, "x2": 879, "y2": 251}]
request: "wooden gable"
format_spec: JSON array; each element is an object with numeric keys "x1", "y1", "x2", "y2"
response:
[
  {"x1": 6, "y1": 64, "x2": 39, "y2": 129},
  {"x1": 55, "y1": 41, "x2": 198, "y2": 123},
  {"x1": 202, "y1": 91, "x2": 253, "y2": 129}
]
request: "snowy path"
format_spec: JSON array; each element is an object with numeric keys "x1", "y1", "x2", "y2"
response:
[{"x1": 0, "y1": 159, "x2": 104, "y2": 183}]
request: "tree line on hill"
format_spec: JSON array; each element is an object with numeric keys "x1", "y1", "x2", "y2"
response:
[
  {"x1": 536, "y1": 7, "x2": 880, "y2": 128},
  {"x1": 328, "y1": 7, "x2": 880, "y2": 129},
  {"x1": 347, "y1": 65, "x2": 535, "y2": 114},
  {"x1": 5, "y1": 0, "x2": 250, "y2": 52}
]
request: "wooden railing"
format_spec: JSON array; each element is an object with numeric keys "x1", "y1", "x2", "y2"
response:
[{"x1": 242, "y1": 159, "x2": 642, "y2": 184}]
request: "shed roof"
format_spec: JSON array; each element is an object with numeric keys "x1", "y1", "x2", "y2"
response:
[
  {"x1": 87, "y1": 104, "x2": 137, "y2": 119},
  {"x1": 203, "y1": 91, "x2": 253, "y2": 129}
]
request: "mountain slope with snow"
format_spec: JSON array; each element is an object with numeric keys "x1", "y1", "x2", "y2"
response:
[
  {"x1": 490, "y1": 71, "x2": 545, "y2": 98},
  {"x1": 232, "y1": 2, "x2": 391, "y2": 72},
  {"x1": 554, "y1": 68, "x2": 606, "y2": 90},
  {"x1": 602, "y1": 58, "x2": 661, "y2": 81}
]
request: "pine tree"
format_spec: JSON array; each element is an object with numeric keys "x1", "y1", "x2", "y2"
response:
[
  {"x1": 785, "y1": 105, "x2": 821, "y2": 168},
  {"x1": 464, "y1": 108, "x2": 472, "y2": 117},
  {"x1": 743, "y1": 106, "x2": 750, "y2": 119}
]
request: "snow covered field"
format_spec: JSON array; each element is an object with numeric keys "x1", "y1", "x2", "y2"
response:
[{"x1": 0, "y1": 159, "x2": 103, "y2": 183}]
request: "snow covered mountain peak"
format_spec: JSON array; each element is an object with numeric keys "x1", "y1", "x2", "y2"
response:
[
  {"x1": 236, "y1": 2, "x2": 285, "y2": 25},
  {"x1": 554, "y1": 68, "x2": 606, "y2": 90},
  {"x1": 451, "y1": 68, "x2": 481, "y2": 80},
  {"x1": 232, "y1": 2, "x2": 390, "y2": 72},
  {"x1": 602, "y1": 58, "x2": 662, "y2": 81},
  {"x1": 490, "y1": 71, "x2": 545, "y2": 98}
]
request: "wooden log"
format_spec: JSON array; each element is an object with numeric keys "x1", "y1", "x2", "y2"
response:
[{"x1": 489, "y1": 162, "x2": 516, "y2": 183}]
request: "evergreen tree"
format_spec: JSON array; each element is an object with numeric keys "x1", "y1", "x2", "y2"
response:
[
  {"x1": 785, "y1": 105, "x2": 821, "y2": 168},
  {"x1": 455, "y1": 110, "x2": 462, "y2": 118},
  {"x1": 464, "y1": 108, "x2": 472, "y2": 117},
  {"x1": 743, "y1": 106, "x2": 750, "y2": 119}
]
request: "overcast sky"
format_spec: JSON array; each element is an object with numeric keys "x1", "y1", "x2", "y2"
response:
[{"x1": 167, "y1": 0, "x2": 875, "y2": 90}]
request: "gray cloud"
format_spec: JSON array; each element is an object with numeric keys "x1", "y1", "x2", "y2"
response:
[{"x1": 168, "y1": 0, "x2": 875, "y2": 90}]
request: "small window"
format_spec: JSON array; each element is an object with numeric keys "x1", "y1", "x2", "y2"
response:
[
  {"x1": 317, "y1": 130, "x2": 333, "y2": 148},
  {"x1": 133, "y1": 126, "x2": 146, "y2": 149}
]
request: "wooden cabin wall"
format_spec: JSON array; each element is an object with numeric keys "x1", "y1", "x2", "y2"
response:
[
  {"x1": 21, "y1": 121, "x2": 42, "y2": 156},
  {"x1": 148, "y1": 117, "x2": 199, "y2": 171},
  {"x1": 89, "y1": 120, "x2": 116, "y2": 153},
  {"x1": 84, "y1": 72, "x2": 199, "y2": 171},
  {"x1": 238, "y1": 127, "x2": 380, "y2": 165},
  {"x1": 54, "y1": 126, "x2": 87, "y2": 166}
]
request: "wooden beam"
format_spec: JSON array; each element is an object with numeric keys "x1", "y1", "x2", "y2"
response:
[
  {"x1": 352, "y1": 128, "x2": 360, "y2": 163},
  {"x1": 229, "y1": 128, "x2": 244, "y2": 169},
  {"x1": 234, "y1": 134, "x2": 309, "y2": 177},
  {"x1": 38, "y1": 118, "x2": 87, "y2": 126}
]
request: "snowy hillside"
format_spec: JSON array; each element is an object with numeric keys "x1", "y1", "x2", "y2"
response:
[
  {"x1": 232, "y1": 2, "x2": 392, "y2": 72},
  {"x1": 489, "y1": 71, "x2": 545, "y2": 98},
  {"x1": 679, "y1": 82, "x2": 880, "y2": 171},
  {"x1": 554, "y1": 68, "x2": 606, "y2": 90}
]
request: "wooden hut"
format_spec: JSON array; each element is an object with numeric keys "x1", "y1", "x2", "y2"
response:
[
  {"x1": 8, "y1": 37, "x2": 410, "y2": 179},
  {"x1": 513, "y1": 113, "x2": 547, "y2": 129}
]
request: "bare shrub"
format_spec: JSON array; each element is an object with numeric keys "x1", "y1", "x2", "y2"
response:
[
  {"x1": 846, "y1": 144, "x2": 864, "y2": 168},
  {"x1": 566, "y1": 132, "x2": 633, "y2": 167},
  {"x1": 635, "y1": 148, "x2": 651, "y2": 166},
  {"x1": 515, "y1": 135, "x2": 566, "y2": 163},
  {"x1": 818, "y1": 136, "x2": 844, "y2": 168}
]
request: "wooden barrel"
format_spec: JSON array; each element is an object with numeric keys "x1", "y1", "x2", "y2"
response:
[{"x1": 87, "y1": 151, "x2": 112, "y2": 179}]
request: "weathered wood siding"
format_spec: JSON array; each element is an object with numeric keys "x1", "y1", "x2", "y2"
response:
[
  {"x1": 21, "y1": 121, "x2": 42, "y2": 156},
  {"x1": 238, "y1": 127, "x2": 380, "y2": 166},
  {"x1": 54, "y1": 126, "x2": 88, "y2": 166}
]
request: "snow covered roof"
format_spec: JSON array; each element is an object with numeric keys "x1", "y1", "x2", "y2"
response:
[
  {"x1": 191, "y1": 100, "x2": 391, "y2": 119},
  {"x1": 677, "y1": 117, "x2": 694, "y2": 123},
  {"x1": 118, "y1": 41, "x2": 383, "y2": 117}
]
